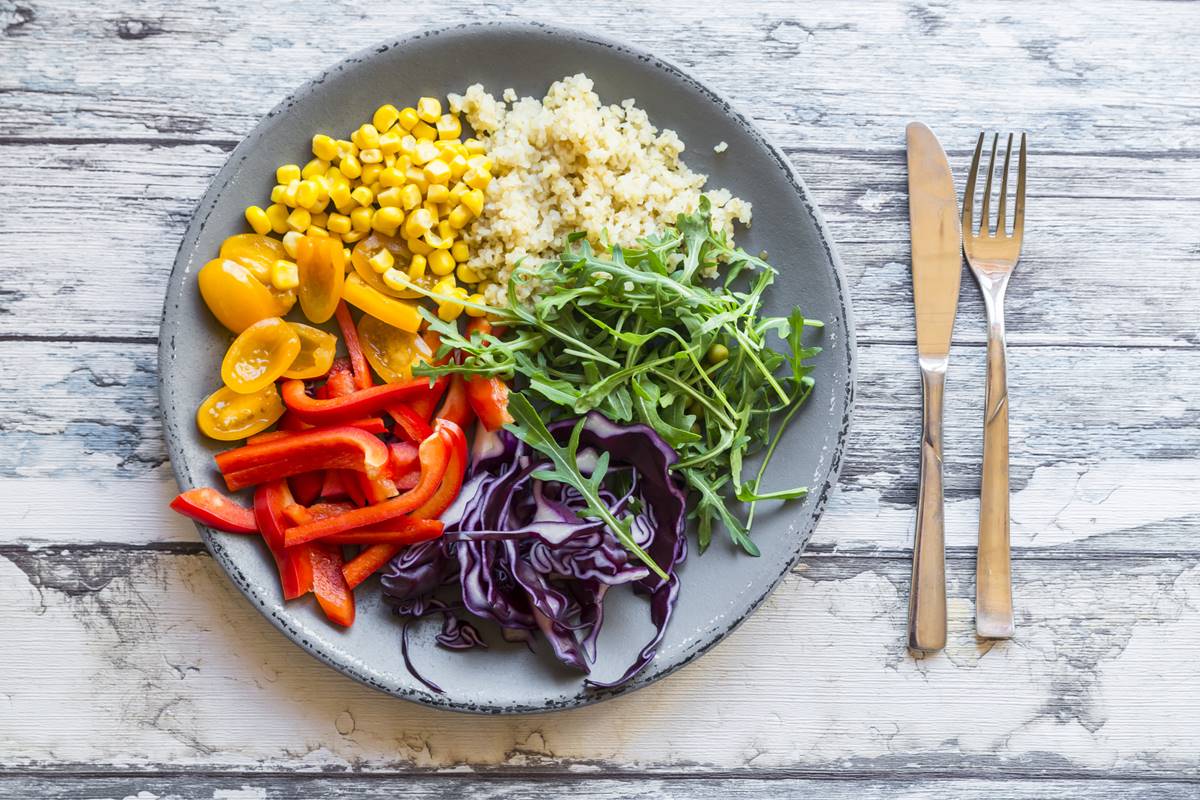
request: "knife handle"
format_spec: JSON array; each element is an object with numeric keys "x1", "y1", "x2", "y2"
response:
[
  {"x1": 908, "y1": 364, "x2": 947, "y2": 652},
  {"x1": 976, "y1": 281, "x2": 1014, "y2": 638}
]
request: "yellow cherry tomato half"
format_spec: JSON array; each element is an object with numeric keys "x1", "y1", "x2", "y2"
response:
[
  {"x1": 198, "y1": 258, "x2": 291, "y2": 333},
  {"x1": 296, "y1": 235, "x2": 345, "y2": 324},
  {"x1": 357, "y1": 314, "x2": 432, "y2": 383},
  {"x1": 219, "y1": 233, "x2": 287, "y2": 284},
  {"x1": 341, "y1": 272, "x2": 422, "y2": 333},
  {"x1": 196, "y1": 383, "x2": 284, "y2": 441},
  {"x1": 220, "y1": 316, "x2": 301, "y2": 394},
  {"x1": 283, "y1": 321, "x2": 337, "y2": 379}
]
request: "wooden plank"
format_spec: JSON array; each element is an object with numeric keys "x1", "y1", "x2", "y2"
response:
[
  {"x1": 2, "y1": 0, "x2": 1198, "y2": 152},
  {"x1": 1, "y1": 142, "x2": 1197, "y2": 344},
  {"x1": 0, "y1": 775, "x2": 1196, "y2": 800},
  {"x1": 2, "y1": 548, "x2": 1198, "y2": 775},
  {"x1": 5, "y1": 339, "x2": 1196, "y2": 554}
]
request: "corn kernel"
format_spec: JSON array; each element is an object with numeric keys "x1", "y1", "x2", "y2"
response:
[
  {"x1": 399, "y1": 135, "x2": 418, "y2": 158},
  {"x1": 416, "y1": 96, "x2": 441, "y2": 123},
  {"x1": 307, "y1": 225, "x2": 328, "y2": 238},
  {"x1": 351, "y1": 186, "x2": 374, "y2": 207},
  {"x1": 329, "y1": 181, "x2": 352, "y2": 209},
  {"x1": 361, "y1": 163, "x2": 383, "y2": 185},
  {"x1": 368, "y1": 247, "x2": 395, "y2": 274},
  {"x1": 436, "y1": 114, "x2": 462, "y2": 140},
  {"x1": 424, "y1": 159, "x2": 451, "y2": 185},
  {"x1": 270, "y1": 183, "x2": 288, "y2": 204},
  {"x1": 464, "y1": 138, "x2": 486, "y2": 155},
  {"x1": 276, "y1": 163, "x2": 302, "y2": 184},
  {"x1": 296, "y1": 180, "x2": 319, "y2": 209},
  {"x1": 341, "y1": 229, "x2": 367, "y2": 244},
  {"x1": 437, "y1": 285, "x2": 467, "y2": 322},
  {"x1": 447, "y1": 204, "x2": 473, "y2": 230},
  {"x1": 398, "y1": 107, "x2": 420, "y2": 130},
  {"x1": 407, "y1": 254, "x2": 427, "y2": 279},
  {"x1": 384, "y1": 153, "x2": 396, "y2": 168},
  {"x1": 467, "y1": 154, "x2": 493, "y2": 171},
  {"x1": 375, "y1": 187, "x2": 402, "y2": 208},
  {"x1": 373, "y1": 104, "x2": 400, "y2": 132},
  {"x1": 423, "y1": 199, "x2": 441, "y2": 218},
  {"x1": 392, "y1": 183, "x2": 419, "y2": 211},
  {"x1": 465, "y1": 293, "x2": 487, "y2": 317},
  {"x1": 282, "y1": 179, "x2": 300, "y2": 207},
  {"x1": 309, "y1": 134, "x2": 337, "y2": 160},
  {"x1": 360, "y1": 148, "x2": 383, "y2": 164},
  {"x1": 379, "y1": 130, "x2": 403, "y2": 155},
  {"x1": 457, "y1": 263, "x2": 482, "y2": 284},
  {"x1": 336, "y1": 139, "x2": 358, "y2": 158},
  {"x1": 299, "y1": 158, "x2": 325, "y2": 180},
  {"x1": 245, "y1": 205, "x2": 271, "y2": 235},
  {"x1": 406, "y1": 236, "x2": 433, "y2": 256},
  {"x1": 451, "y1": 241, "x2": 470, "y2": 262},
  {"x1": 404, "y1": 207, "x2": 434, "y2": 238},
  {"x1": 282, "y1": 231, "x2": 304, "y2": 259},
  {"x1": 271, "y1": 259, "x2": 299, "y2": 290},
  {"x1": 367, "y1": 181, "x2": 383, "y2": 198},
  {"x1": 424, "y1": 229, "x2": 451, "y2": 250},
  {"x1": 433, "y1": 275, "x2": 457, "y2": 294},
  {"x1": 448, "y1": 181, "x2": 468, "y2": 203},
  {"x1": 379, "y1": 167, "x2": 406, "y2": 188},
  {"x1": 265, "y1": 203, "x2": 290, "y2": 234},
  {"x1": 426, "y1": 184, "x2": 450, "y2": 204},
  {"x1": 394, "y1": 154, "x2": 413, "y2": 173},
  {"x1": 464, "y1": 168, "x2": 491, "y2": 192},
  {"x1": 353, "y1": 124, "x2": 380, "y2": 150},
  {"x1": 381, "y1": 267, "x2": 408, "y2": 293},
  {"x1": 411, "y1": 141, "x2": 438, "y2": 166},
  {"x1": 448, "y1": 154, "x2": 470, "y2": 181},
  {"x1": 327, "y1": 213, "x2": 352, "y2": 235},
  {"x1": 404, "y1": 167, "x2": 429, "y2": 193},
  {"x1": 462, "y1": 188, "x2": 485, "y2": 216},
  {"x1": 311, "y1": 212, "x2": 329, "y2": 228},
  {"x1": 428, "y1": 249, "x2": 456, "y2": 276},
  {"x1": 372, "y1": 206, "x2": 404, "y2": 236},
  {"x1": 438, "y1": 219, "x2": 454, "y2": 240},
  {"x1": 412, "y1": 121, "x2": 437, "y2": 141},
  {"x1": 350, "y1": 206, "x2": 374, "y2": 232},
  {"x1": 286, "y1": 207, "x2": 311, "y2": 232},
  {"x1": 339, "y1": 153, "x2": 362, "y2": 179}
]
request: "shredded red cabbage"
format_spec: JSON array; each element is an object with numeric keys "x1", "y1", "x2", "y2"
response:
[{"x1": 380, "y1": 413, "x2": 687, "y2": 690}]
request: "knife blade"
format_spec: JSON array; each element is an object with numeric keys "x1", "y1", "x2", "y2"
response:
[{"x1": 905, "y1": 121, "x2": 961, "y2": 653}]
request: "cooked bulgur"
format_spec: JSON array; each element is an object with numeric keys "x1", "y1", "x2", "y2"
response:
[{"x1": 448, "y1": 74, "x2": 751, "y2": 302}]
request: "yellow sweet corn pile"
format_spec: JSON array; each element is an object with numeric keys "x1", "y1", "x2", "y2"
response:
[{"x1": 243, "y1": 96, "x2": 494, "y2": 322}]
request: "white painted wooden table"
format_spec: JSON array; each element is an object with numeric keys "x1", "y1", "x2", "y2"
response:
[{"x1": 2, "y1": 1, "x2": 1198, "y2": 797}]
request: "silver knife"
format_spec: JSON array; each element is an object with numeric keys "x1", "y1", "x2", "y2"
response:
[{"x1": 905, "y1": 122, "x2": 962, "y2": 652}]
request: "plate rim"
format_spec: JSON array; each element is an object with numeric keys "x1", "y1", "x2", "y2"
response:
[{"x1": 159, "y1": 19, "x2": 857, "y2": 714}]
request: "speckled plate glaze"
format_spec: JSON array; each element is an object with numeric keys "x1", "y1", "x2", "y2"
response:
[{"x1": 160, "y1": 22, "x2": 855, "y2": 713}]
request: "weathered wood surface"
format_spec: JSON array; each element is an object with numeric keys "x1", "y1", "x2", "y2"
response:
[{"x1": 3, "y1": 0, "x2": 1199, "y2": 796}]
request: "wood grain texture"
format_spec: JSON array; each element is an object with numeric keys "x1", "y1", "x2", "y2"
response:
[
  {"x1": 3, "y1": 0, "x2": 1199, "y2": 793},
  {"x1": 3, "y1": 548, "x2": 1199, "y2": 775}
]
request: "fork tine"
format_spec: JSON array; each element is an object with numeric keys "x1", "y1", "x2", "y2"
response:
[
  {"x1": 997, "y1": 133, "x2": 1013, "y2": 236},
  {"x1": 962, "y1": 132, "x2": 984, "y2": 234},
  {"x1": 1013, "y1": 133, "x2": 1027, "y2": 241},
  {"x1": 979, "y1": 133, "x2": 998, "y2": 235}
]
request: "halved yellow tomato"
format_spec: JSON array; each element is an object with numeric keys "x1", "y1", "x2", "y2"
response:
[
  {"x1": 196, "y1": 383, "x2": 284, "y2": 441},
  {"x1": 351, "y1": 232, "x2": 409, "y2": 293},
  {"x1": 219, "y1": 233, "x2": 286, "y2": 284},
  {"x1": 341, "y1": 273, "x2": 421, "y2": 333},
  {"x1": 220, "y1": 316, "x2": 301, "y2": 394},
  {"x1": 283, "y1": 321, "x2": 337, "y2": 379},
  {"x1": 357, "y1": 314, "x2": 432, "y2": 383},
  {"x1": 198, "y1": 259, "x2": 292, "y2": 333},
  {"x1": 296, "y1": 235, "x2": 344, "y2": 324}
]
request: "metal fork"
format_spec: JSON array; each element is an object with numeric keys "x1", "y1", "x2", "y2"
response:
[{"x1": 962, "y1": 132, "x2": 1026, "y2": 640}]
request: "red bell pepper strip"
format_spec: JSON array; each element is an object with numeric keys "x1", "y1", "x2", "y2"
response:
[
  {"x1": 320, "y1": 470, "x2": 350, "y2": 501},
  {"x1": 289, "y1": 471, "x2": 324, "y2": 506},
  {"x1": 435, "y1": 374, "x2": 475, "y2": 430},
  {"x1": 462, "y1": 318, "x2": 513, "y2": 431},
  {"x1": 245, "y1": 416, "x2": 387, "y2": 446},
  {"x1": 309, "y1": 543, "x2": 355, "y2": 626},
  {"x1": 357, "y1": 470, "x2": 399, "y2": 504},
  {"x1": 334, "y1": 300, "x2": 373, "y2": 391},
  {"x1": 254, "y1": 480, "x2": 313, "y2": 599},
  {"x1": 389, "y1": 441, "x2": 419, "y2": 473},
  {"x1": 216, "y1": 426, "x2": 390, "y2": 492},
  {"x1": 340, "y1": 469, "x2": 368, "y2": 507},
  {"x1": 321, "y1": 520, "x2": 443, "y2": 545},
  {"x1": 169, "y1": 488, "x2": 257, "y2": 533},
  {"x1": 283, "y1": 501, "x2": 355, "y2": 526},
  {"x1": 323, "y1": 357, "x2": 357, "y2": 399},
  {"x1": 389, "y1": 402, "x2": 433, "y2": 442},
  {"x1": 283, "y1": 423, "x2": 455, "y2": 546},
  {"x1": 280, "y1": 375, "x2": 448, "y2": 427}
]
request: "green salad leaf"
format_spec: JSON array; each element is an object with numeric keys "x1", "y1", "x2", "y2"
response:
[{"x1": 416, "y1": 197, "x2": 822, "y2": 555}]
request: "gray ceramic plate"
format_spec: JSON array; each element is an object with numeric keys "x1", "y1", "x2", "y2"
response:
[{"x1": 160, "y1": 22, "x2": 855, "y2": 713}]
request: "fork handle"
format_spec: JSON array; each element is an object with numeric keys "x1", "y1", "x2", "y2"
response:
[
  {"x1": 908, "y1": 364, "x2": 947, "y2": 652},
  {"x1": 976, "y1": 282, "x2": 1014, "y2": 638}
]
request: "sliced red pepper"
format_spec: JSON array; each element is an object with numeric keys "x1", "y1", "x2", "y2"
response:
[
  {"x1": 389, "y1": 402, "x2": 433, "y2": 442},
  {"x1": 462, "y1": 318, "x2": 513, "y2": 431},
  {"x1": 343, "y1": 543, "x2": 400, "y2": 590},
  {"x1": 435, "y1": 374, "x2": 475, "y2": 430},
  {"x1": 334, "y1": 300, "x2": 373, "y2": 391},
  {"x1": 341, "y1": 468, "x2": 368, "y2": 507},
  {"x1": 322, "y1": 519, "x2": 443, "y2": 545},
  {"x1": 216, "y1": 426, "x2": 390, "y2": 492},
  {"x1": 281, "y1": 375, "x2": 448, "y2": 427},
  {"x1": 282, "y1": 501, "x2": 354, "y2": 526},
  {"x1": 357, "y1": 470, "x2": 399, "y2": 504},
  {"x1": 310, "y1": 543, "x2": 355, "y2": 626},
  {"x1": 283, "y1": 423, "x2": 453, "y2": 546},
  {"x1": 408, "y1": 376, "x2": 447, "y2": 421},
  {"x1": 320, "y1": 470, "x2": 350, "y2": 500},
  {"x1": 245, "y1": 416, "x2": 386, "y2": 446},
  {"x1": 170, "y1": 488, "x2": 257, "y2": 534},
  {"x1": 254, "y1": 480, "x2": 313, "y2": 599},
  {"x1": 289, "y1": 471, "x2": 324, "y2": 506},
  {"x1": 389, "y1": 440, "x2": 419, "y2": 474}
]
